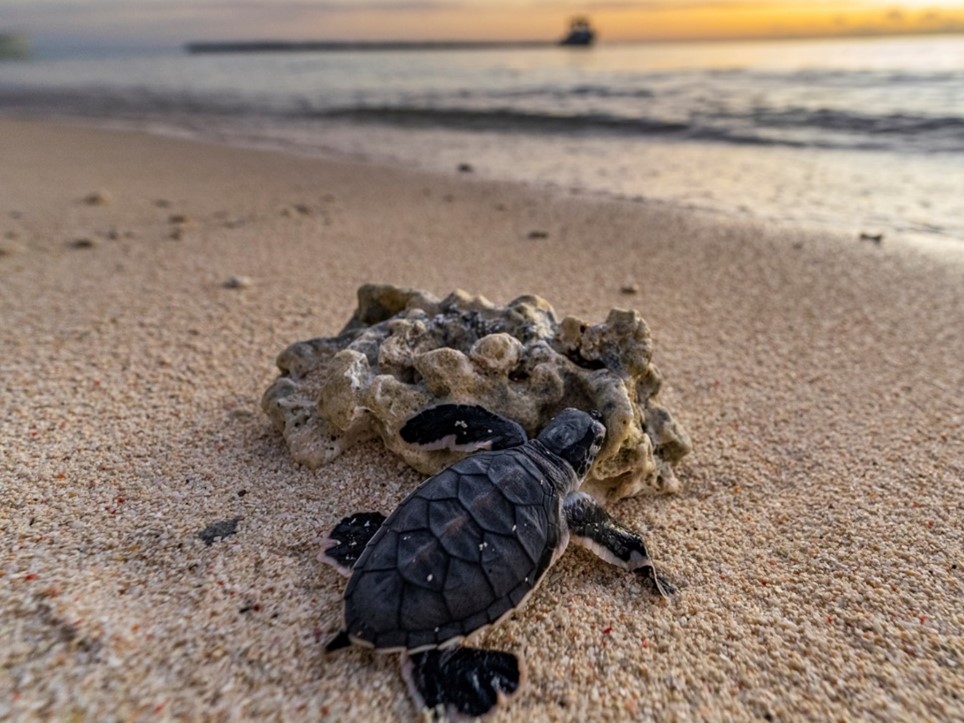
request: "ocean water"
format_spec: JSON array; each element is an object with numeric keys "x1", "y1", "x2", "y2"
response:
[{"x1": 2, "y1": 35, "x2": 962, "y2": 247}]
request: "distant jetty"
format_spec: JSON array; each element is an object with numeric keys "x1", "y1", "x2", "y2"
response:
[
  {"x1": 185, "y1": 40, "x2": 554, "y2": 55},
  {"x1": 187, "y1": 20, "x2": 596, "y2": 55}
]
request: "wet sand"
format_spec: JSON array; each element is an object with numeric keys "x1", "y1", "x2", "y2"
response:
[{"x1": 1, "y1": 119, "x2": 961, "y2": 721}]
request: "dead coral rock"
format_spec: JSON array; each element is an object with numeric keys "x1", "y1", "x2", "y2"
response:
[{"x1": 261, "y1": 284, "x2": 691, "y2": 501}]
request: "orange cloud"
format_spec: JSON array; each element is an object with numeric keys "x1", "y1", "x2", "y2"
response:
[{"x1": 572, "y1": 2, "x2": 964, "y2": 40}]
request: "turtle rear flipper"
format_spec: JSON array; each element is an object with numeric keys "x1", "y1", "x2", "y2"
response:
[
  {"x1": 402, "y1": 647, "x2": 525, "y2": 719},
  {"x1": 400, "y1": 404, "x2": 527, "y2": 452},
  {"x1": 319, "y1": 511, "x2": 386, "y2": 576}
]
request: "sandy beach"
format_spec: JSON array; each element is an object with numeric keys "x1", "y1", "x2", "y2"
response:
[{"x1": 1, "y1": 119, "x2": 961, "y2": 721}]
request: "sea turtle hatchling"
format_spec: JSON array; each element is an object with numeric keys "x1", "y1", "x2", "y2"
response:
[{"x1": 320, "y1": 404, "x2": 673, "y2": 718}]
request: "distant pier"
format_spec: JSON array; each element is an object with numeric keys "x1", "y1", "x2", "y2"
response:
[{"x1": 185, "y1": 40, "x2": 555, "y2": 55}]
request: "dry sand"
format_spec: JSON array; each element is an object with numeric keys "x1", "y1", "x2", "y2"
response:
[{"x1": 1, "y1": 119, "x2": 961, "y2": 721}]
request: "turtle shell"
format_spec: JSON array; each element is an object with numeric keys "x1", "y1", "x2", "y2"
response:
[{"x1": 342, "y1": 445, "x2": 567, "y2": 651}]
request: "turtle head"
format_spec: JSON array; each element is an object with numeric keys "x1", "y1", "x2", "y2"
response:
[{"x1": 536, "y1": 408, "x2": 606, "y2": 479}]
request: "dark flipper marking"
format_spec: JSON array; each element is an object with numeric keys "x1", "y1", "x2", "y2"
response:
[
  {"x1": 564, "y1": 492, "x2": 673, "y2": 598},
  {"x1": 402, "y1": 646, "x2": 524, "y2": 719},
  {"x1": 400, "y1": 404, "x2": 527, "y2": 453},
  {"x1": 319, "y1": 511, "x2": 386, "y2": 575},
  {"x1": 324, "y1": 630, "x2": 352, "y2": 653}
]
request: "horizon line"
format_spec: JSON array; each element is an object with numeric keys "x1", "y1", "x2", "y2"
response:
[
  {"x1": 181, "y1": 27, "x2": 964, "y2": 48},
  {"x1": 14, "y1": 27, "x2": 964, "y2": 57}
]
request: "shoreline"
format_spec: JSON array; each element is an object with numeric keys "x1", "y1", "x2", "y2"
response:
[
  {"x1": 2, "y1": 119, "x2": 961, "y2": 721},
  {"x1": 4, "y1": 110, "x2": 964, "y2": 257}
]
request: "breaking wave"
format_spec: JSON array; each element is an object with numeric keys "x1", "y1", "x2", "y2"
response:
[{"x1": 317, "y1": 104, "x2": 964, "y2": 152}]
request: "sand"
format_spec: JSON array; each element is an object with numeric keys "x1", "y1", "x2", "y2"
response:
[{"x1": 1, "y1": 119, "x2": 961, "y2": 721}]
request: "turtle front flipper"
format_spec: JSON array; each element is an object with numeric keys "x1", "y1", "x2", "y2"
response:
[
  {"x1": 319, "y1": 511, "x2": 386, "y2": 576},
  {"x1": 564, "y1": 492, "x2": 675, "y2": 598},
  {"x1": 401, "y1": 646, "x2": 525, "y2": 719},
  {"x1": 400, "y1": 404, "x2": 527, "y2": 452}
]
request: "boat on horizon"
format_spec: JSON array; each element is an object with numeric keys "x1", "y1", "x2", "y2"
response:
[{"x1": 559, "y1": 17, "x2": 595, "y2": 47}]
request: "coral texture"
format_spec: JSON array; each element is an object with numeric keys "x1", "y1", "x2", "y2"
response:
[{"x1": 262, "y1": 284, "x2": 691, "y2": 501}]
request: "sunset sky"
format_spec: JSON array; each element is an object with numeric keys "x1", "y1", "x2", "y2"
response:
[{"x1": 5, "y1": 0, "x2": 964, "y2": 51}]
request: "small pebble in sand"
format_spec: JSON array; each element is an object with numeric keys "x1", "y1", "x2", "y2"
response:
[
  {"x1": 0, "y1": 240, "x2": 24, "y2": 256},
  {"x1": 527, "y1": 230, "x2": 549, "y2": 240},
  {"x1": 224, "y1": 275, "x2": 253, "y2": 289},
  {"x1": 458, "y1": 163, "x2": 474, "y2": 173},
  {"x1": 620, "y1": 283, "x2": 640, "y2": 295},
  {"x1": 70, "y1": 237, "x2": 98, "y2": 249},
  {"x1": 83, "y1": 190, "x2": 111, "y2": 206},
  {"x1": 859, "y1": 232, "x2": 883, "y2": 245},
  {"x1": 281, "y1": 204, "x2": 312, "y2": 218},
  {"x1": 198, "y1": 518, "x2": 240, "y2": 545},
  {"x1": 107, "y1": 228, "x2": 120, "y2": 240},
  {"x1": 154, "y1": 199, "x2": 172, "y2": 208},
  {"x1": 169, "y1": 228, "x2": 184, "y2": 241},
  {"x1": 168, "y1": 214, "x2": 190, "y2": 225}
]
